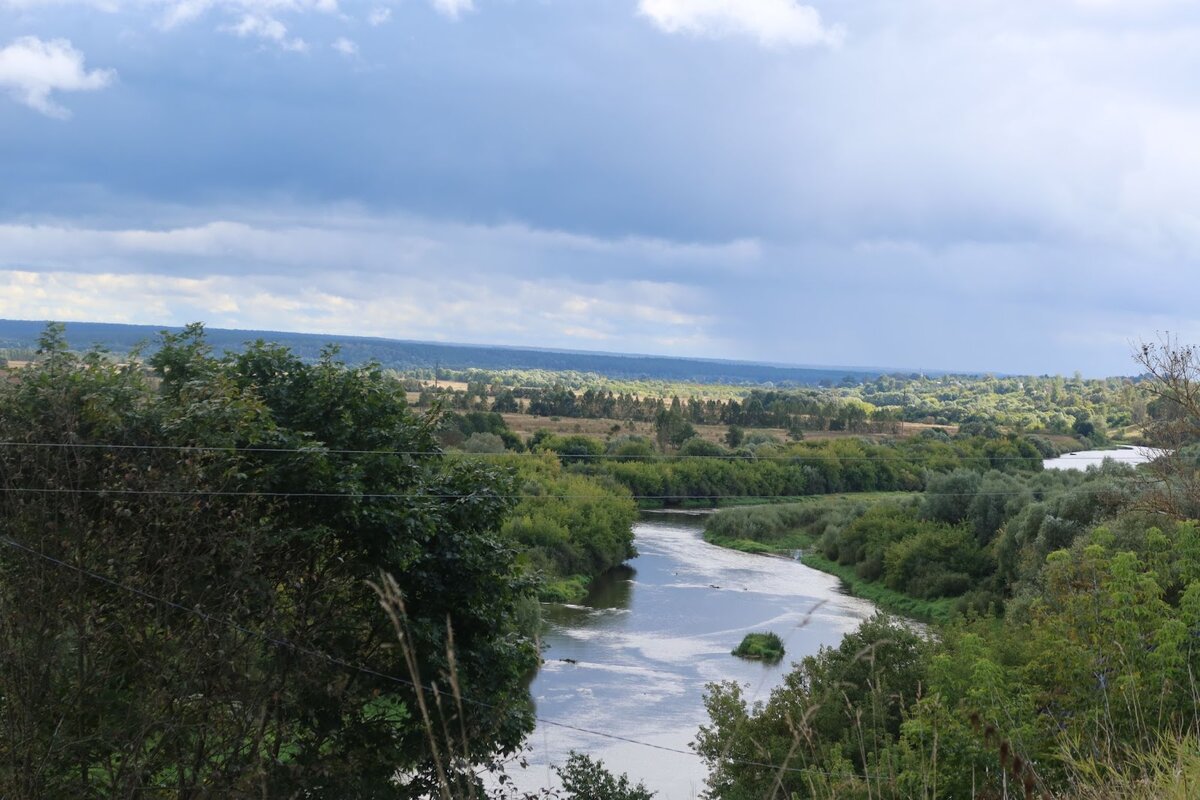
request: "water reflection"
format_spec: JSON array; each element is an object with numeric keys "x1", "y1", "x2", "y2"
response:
[
  {"x1": 509, "y1": 512, "x2": 876, "y2": 800},
  {"x1": 583, "y1": 564, "x2": 636, "y2": 609}
]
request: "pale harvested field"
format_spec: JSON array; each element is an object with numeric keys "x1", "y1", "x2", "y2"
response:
[{"x1": 500, "y1": 415, "x2": 956, "y2": 445}]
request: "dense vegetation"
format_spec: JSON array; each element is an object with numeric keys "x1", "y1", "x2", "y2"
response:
[
  {"x1": 697, "y1": 517, "x2": 1200, "y2": 799},
  {"x1": 703, "y1": 462, "x2": 1136, "y2": 621},
  {"x1": 694, "y1": 340, "x2": 1200, "y2": 799},
  {"x1": 0, "y1": 326, "x2": 545, "y2": 798},
  {"x1": 591, "y1": 431, "x2": 1047, "y2": 505},
  {"x1": 500, "y1": 454, "x2": 637, "y2": 602},
  {"x1": 416, "y1": 368, "x2": 1145, "y2": 445}
]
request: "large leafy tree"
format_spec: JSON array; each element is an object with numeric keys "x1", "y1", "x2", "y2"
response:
[{"x1": 0, "y1": 324, "x2": 537, "y2": 798}]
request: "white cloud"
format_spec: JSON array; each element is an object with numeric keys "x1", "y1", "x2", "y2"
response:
[
  {"x1": 223, "y1": 12, "x2": 307, "y2": 50},
  {"x1": 159, "y1": 0, "x2": 215, "y2": 28},
  {"x1": 637, "y1": 0, "x2": 844, "y2": 48},
  {"x1": 0, "y1": 212, "x2": 731, "y2": 354},
  {"x1": 0, "y1": 267, "x2": 717, "y2": 355},
  {"x1": 0, "y1": 36, "x2": 115, "y2": 118},
  {"x1": 366, "y1": 6, "x2": 390, "y2": 25},
  {"x1": 331, "y1": 36, "x2": 357, "y2": 56},
  {"x1": 431, "y1": 0, "x2": 471, "y2": 20}
]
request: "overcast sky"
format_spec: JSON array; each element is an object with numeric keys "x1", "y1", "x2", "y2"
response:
[{"x1": 2, "y1": 0, "x2": 1199, "y2": 375}]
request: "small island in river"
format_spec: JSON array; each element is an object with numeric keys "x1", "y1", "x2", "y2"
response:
[{"x1": 732, "y1": 632, "x2": 786, "y2": 663}]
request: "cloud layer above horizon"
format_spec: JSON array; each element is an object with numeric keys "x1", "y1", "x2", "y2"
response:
[{"x1": 3, "y1": 0, "x2": 1200, "y2": 375}]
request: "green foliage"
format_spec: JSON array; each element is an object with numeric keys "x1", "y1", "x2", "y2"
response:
[
  {"x1": 463, "y1": 431, "x2": 507, "y2": 453},
  {"x1": 444, "y1": 410, "x2": 524, "y2": 451},
  {"x1": 677, "y1": 437, "x2": 729, "y2": 457},
  {"x1": 731, "y1": 632, "x2": 785, "y2": 662},
  {"x1": 500, "y1": 455, "x2": 637, "y2": 601},
  {"x1": 604, "y1": 434, "x2": 656, "y2": 461},
  {"x1": 0, "y1": 326, "x2": 539, "y2": 798},
  {"x1": 704, "y1": 461, "x2": 1141, "y2": 624},
  {"x1": 801, "y1": 554, "x2": 958, "y2": 622},
  {"x1": 553, "y1": 751, "x2": 656, "y2": 800},
  {"x1": 653, "y1": 407, "x2": 696, "y2": 449},
  {"x1": 702, "y1": 507, "x2": 1200, "y2": 798},
  {"x1": 532, "y1": 432, "x2": 606, "y2": 464},
  {"x1": 725, "y1": 424, "x2": 745, "y2": 447},
  {"x1": 697, "y1": 616, "x2": 929, "y2": 800},
  {"x1": 584, "y1": 432, "x2": 1046, "y2": 509},
  {"x1": 881, "y1": 525, "x2": 990, "y2": 598}
]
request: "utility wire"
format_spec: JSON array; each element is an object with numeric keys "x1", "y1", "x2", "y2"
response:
[
  {"x1": 0, "y1": 486, "x2": 1137, "y2": 501},
  {"x1": 0, "y1": 440, "x2": 1162, "y2": 462},
  {"x1": 0, "y1": 532, "x2": 889, "y2": 783}
]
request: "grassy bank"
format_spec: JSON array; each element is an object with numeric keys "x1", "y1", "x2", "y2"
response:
[
  {"x1": 702, "y1": 493, "x2": 957, "y2": 623},
  {"x1": 706, "y1": 531, "x2": 811, "y2": 553},
  {"x1": 637, "y1": 495, "x2": 811, "y2": 511},
  {"x1": 707, "y1": 536, "x2": 954, "y2": 623},
  {"x1": 539, "y1": 575, "x2": 594, "y2": 603},
  {"x1": 799, "y1": 554, "x2": 955, "y2": 623}
]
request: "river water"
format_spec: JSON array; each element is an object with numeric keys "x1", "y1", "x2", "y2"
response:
[
  {"x1": 1042, "y1": 445, "x2": 1161, "y2": 471},
  {"x1": 509, "y1": 513, "x2": 876, "y2": 799}
]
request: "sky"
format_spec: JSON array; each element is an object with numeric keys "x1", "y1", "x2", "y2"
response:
[{"x1": 2, "y1": 0, "x2": 1200, "y2": 376}]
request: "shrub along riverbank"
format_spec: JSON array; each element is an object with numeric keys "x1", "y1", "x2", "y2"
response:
[
  {"x1": 703, "y1": 463, "x2": 1138, "y2": 621},
  {"x1": 499, "y1": 454, "x2": 638, "y2": 602}
]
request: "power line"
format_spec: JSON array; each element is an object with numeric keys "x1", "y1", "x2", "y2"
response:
[
  {"x1": 0, "y1": 533, "x2": 888, "y2": 783},
  {"x1": 0, "y1": 486, "x2": 1137, "y2": 501},
  {"x1": 0, "y1": 440, "x2": 1162, "y2": 462}
]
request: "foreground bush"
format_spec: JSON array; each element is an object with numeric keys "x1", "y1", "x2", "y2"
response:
[{"x1": 0, "y1": 325, "x2": 538, "y2": 798}]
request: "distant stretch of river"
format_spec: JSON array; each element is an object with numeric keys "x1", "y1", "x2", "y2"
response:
[
  {"x1": 509, "y1": 514, "x2": 876, "y2": 799},
  {"x1": 1043, "y1": 446, "x2": 1161, "y2": 471}
]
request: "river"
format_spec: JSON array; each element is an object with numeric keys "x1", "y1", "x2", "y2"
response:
[
  {"x1": 507, "y1": 447, "x2": 1162, "y2": 797},
  {"x1": 1042, "y1": 445, "x2": 1161, "y2": 471},
  {"x1": 509, "y1": 513, "x2": 876, "y2": 799}
]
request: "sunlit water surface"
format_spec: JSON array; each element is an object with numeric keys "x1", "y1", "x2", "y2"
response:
[
  {"x1": 1042, "y1": 446, "x2": 1161, "y2": 471},
  {"x1": 507, "y1": 513, "x2": 876, "y2": 799}
]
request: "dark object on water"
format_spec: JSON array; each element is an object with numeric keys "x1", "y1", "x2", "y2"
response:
[{"x1": 561, "y1": 658, "x2": 578, "y2": 665}]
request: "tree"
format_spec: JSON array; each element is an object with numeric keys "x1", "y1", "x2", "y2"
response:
[
  {"x1": 0, "y1": 325, "x2": 537, "y2": 798},
  {"x1": 653, "y1": 408, "x2": 695, "y2": 450},
  {"x1": 724, "y1": 425, "x2": 745, "y2": 448},
  {"x1": 1133, "y1": 337, "x2": 1200, "y2": 517},
  {"x1": 492, "y1": 388, "x2": 519, "y2": 413},
  {"x1": 553, "y1": 752, "x2": 655, "y2": 800}
]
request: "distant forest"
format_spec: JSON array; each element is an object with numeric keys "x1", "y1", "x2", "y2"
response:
[{"x1": 0, "y1": 318, "x2": 909, "y2": 386}]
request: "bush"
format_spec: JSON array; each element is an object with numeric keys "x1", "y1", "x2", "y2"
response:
[
  {"x1": 732, "y1": 632, "x2": 786, "y2": 662},
  {"x1": 462, "y1": 431, "x2": 506, "y2": 453},
  {"x1": 678, "y1": 437, "x2": 730, "y2": 457},
  {"x1": 554, "y1": 752, "x2": 655, "y2": 800}
]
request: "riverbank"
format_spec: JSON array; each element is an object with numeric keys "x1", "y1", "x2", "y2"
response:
[
  {"x1": 635, "y1": 495, "x2": 810, "y2": 510},
  {"x1": 705, "y1": 529, "x2": 953, "y2": 623}
]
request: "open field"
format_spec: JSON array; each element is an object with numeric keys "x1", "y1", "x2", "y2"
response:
[{"x1": 501, "y1": 414, "x2": 958, "y2": 445}]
